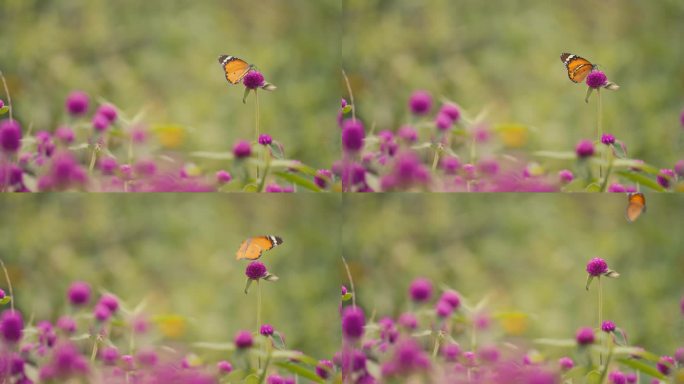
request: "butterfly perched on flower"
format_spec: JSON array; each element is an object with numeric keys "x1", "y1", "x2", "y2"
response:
[
  {"x1": 560, "y1": 53, "x2": 596, "y2": 83},
  {"x1": 218, "y1": 55, "x2": 254, "y2": 85},
  {"x1": 625, "y1": 192, "x2": 646, "y2": 222},
  {"x1": 236, "y1": 235, "x2": 283, "y2": 260}
]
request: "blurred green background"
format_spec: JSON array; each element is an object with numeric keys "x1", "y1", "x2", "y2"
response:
[
  {"x1": 1, "y1": 0, "x2": 341, "y2": 167},
  {"x1": 0, "y1": 195, "x2": 341, "y2": 358},
  {"x1": 343, "y1": 194, "x2": 684, "y2": 352},
  {"x1": 342, "y1": 0, "x2": 684, "y2": 167}
]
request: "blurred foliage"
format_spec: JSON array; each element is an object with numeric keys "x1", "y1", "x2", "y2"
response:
[
  {"x1": 0, "y1": 195, "x2": 342, "y2": 358},
  {"x1": 342, "y1": 194, "x2": 684, "y2": 353},
  {"x1": 0, "y1": 0, "x2": 341, "y2": 167},
  {"x1": 342, "y1": 0, "x2": 684, "y2": 167}
]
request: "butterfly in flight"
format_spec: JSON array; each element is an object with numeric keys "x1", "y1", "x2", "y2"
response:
[
  {"x1": 625, "y1": 192, "x2": 646, "y2": 222},
  {"x1": 236, "y1": 235, "x2": 283, "y2": 260},
  {"x1": 218, "y1": 55, "x2": 253, "y2": 85},
  {"x1": 560, "y1": 53, "x2": 596, "y2": 83}
]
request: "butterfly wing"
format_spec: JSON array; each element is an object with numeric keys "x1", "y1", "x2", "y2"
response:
[
  {"x1": 560, "y1": 53, "x2": 595, "y2": 83},
  {"x1": 235, "y1": 235, "x2": 283, "y2": 260},
  {"x1": 625, "y1": 193, "x2": 646, "y2": 222},
  {"x1": 218, "y1": 55, "x2": 251, "y2": 85}
]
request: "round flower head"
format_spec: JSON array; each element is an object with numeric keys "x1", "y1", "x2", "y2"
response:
[
  {"x1": 440, "y1": 290, "x2": 461, "y2": 310},
  {"x1": 217, "y1": 360, "x2": 233, "y2": 374},
  {"x1": 559, "y1": 169, "x2": 574, "y2": 184},
  {"x1": 409, "y1": 278, "x2": 432, "y2": 302},
  {"x1": 440, "y1": 103, "x2": 460, "y2": 123},
  {"x1": 55, "y1": 126, "x2": 75, "y2": 144},
  {"x1": 675, "y1": 347, "x2": 684, "y2": 364},
  {"x1": 92, "y1": 114, "x2": 110, "y2": 132},
  {"x1": 215, "y1": 170, "x2": 232, "y2": 184},
  {"x1": 97, "y1": 104, "x2": 117, "y2": 123},
  {"x1": 441, "y1": 156, "x2": 460, "y2": 174},
  {"x1": 314, "y1": 169, "x2": 333, "y2": 189},
  {"x1": 316, "y1": 359, "x2": 333, "y2": 379},
  {"x1": 243, "y1": 71, "x2": 265, "y2": 89},
  {"x1": 575, "y1": 327, "x2": 595, "y2": 345},
  {"x1": 0, "y1": 310, "x2": 24, "y2": 344},
  {"x1": 341, "y1": 285, "x2": 348, "y2": 295},
  {"x1": 232, "y1": 140, "x2": 252, "y2": 158},
  {"x1": 674, "y1": 160, "x2": 684, "y2": 177},
  {"x1": 601, "y1": 320, "x2": 616, "y2": 333},
  {"x1": 98, "y1": 294, "x2": 119, "y2": 313},
  {"x1": 67, "y1": 281, "x2": 91, "y2": 306},
  {"x1": 575, "y1": 139, "x2": 595, "y2": 158},
  {"x1": 341, "y1": 98, "x2": 347, "y2": 108},
  {"x1": 0, "y1": 99, "x2": 3, "y2": 108},
  {"x1": 625, "y1": 373, "x2": 637, "y2": 383},
  {"x1": 398, "y1": 125, "x2": 418, "y2": 143},
  {"x1": 234, "y1": 330, "x2": 253, "y2": 349},
  {"x1": 0, "y1": 289, "x2": 4, "y2": 299},
  {"x1": 56, "y1": 316, "x2": 76, "y2": 334},
  {"x1": 657, "y1": 169, "x2": 674, "y2": 189},
  {"x1": 608, "y1": 183, "x2": 626, "y2": 193},
  {"x1": 341, "y1": 119, "x2": 365, "y2": 153},
  {"x1": 409, "y1": 90, "x2": 432, "y2": 115},
  {"x1": 586, "y1": 257, "x2": 608, "y2": 276},
  {"x1": 94, "y1": 304, "x2": 112, "y2": 322},
  {"x1": 442, "y1": 343, "x2": 461, "y2": 362},
  {"x1": 609, "y1": 370, "x2": 626, "y2": 384},
  {"x1": 601, "y1": 133, "x2": 616, "y2": 145},
  {"x1": 260, "y1": 324, "x2": 274, "y2": 336},
  {"x1": 341, "y1": 306, "x2": 365, "y2": 340},
  {"x1": 99, "y1": 157, "x2": 118, "y2": 175},
  {"x1": 101, "y1": 347, "x2": 119, "y2": 365},
  {"x1": 435, "y1": 300, "x2": 453, "y2": 318},
  {"x1": 586, "y1": 71, "x2": 608, "y2": 89},
  {"x1": 558, "y1": 357, "x2": 574, "y2": 370},
  {"x1": 258, "y1": 134, "x2": 272, "y2": 146},
  {"x1": 435, "y1": 113, "x2": 453, "y2": 131},
  {"x1": 245, "y1": 261, "x2": 267, "y2": 280},
  {"x1": 0, "y1": 120, "x2": 22, "y2": 153},
  {"x1": 657, "y1": 355, "x2": 674, "y2": 375},
  {"x1": 65, "y1": 91, "x2": 89, "y2": 116}
]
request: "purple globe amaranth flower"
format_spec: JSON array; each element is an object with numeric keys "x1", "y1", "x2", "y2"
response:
[
  {"x1": 258, "y1": 134, "x2": 272, "y2": 146},
  {"x1": 341, "y1": 285, "x2": 348, "y2": 295},
  {"x1": 135, "y1": 349, "x2": 158, "y2": 367},
  {"x1": 217, "y1": 360, "x2": 233, "y2": 374},
  {"x1": 0, "y1": 289, "x2": 4, "y2": 299},
  {"x1": 440, "y1": 290, "x2": 461, "y2": 310},
  {"x1": 341, "y1": 119, "x2": 365, "y2": 153},
  {"x1": 134, "y1": 159, "x2": 157, "y2": 177},
  {"x1": 314, "y1": 169, "x2": 332, "y2": 189},
  {"x1": 559, "y1": 169, "x2": 574, "y2": 184},
  {"x1": 398, "y1": 312, "x2": 417, "y2": 330},
  {"x1": 681, "y1": 297, "x2": 684, "y2": 315},
  {"x1": 243, "y1": 71, "x2": 265, "y2": 89},
  {"x1": 575, "y1": 139, "x2": 595, "y2": 158},
  {"x1": 586, "y1": 70, "x2": 608, "y2": 89},
  {"x1": 234, "y1": 330, "x2": 253, "y2": 349},
  {"x1": 0, "y1": 310, "x2": 24, "y2": 344},
  {"x1": 260, "y1": 324, "x2": 274, "y2": 336},
  {"x1": 265, "y1": 183, "x2": 283, "y2": 193},
  {"x1": 657, "y1": 168, "x2": 674, "y2": 189},
  {"x1": 215, "y1": 170, "x2": 232, "y2": 184},
  {"x1": 435, "y1": 300, "x2": 453, "y2": 318},
  {"x1": 341, "y1": 306, "x2": 365, "y2": 340},
  {"x1": 625, "y1": 373, "x2": 637, "y2": 383},
  {"x1": 94, "y1": 304, "x2": 112, "y2": 322},
  {"x1": 601, "y1": 133, "x2": 616, "y2": 145},
  {"x1": 409, "y1": 90, "x2": 432, "y2": 115},
  {"x1": 586, "y1": 257, "x2": 608, "y2": 276},
  {"x1": 42, "y1": 342, "x2": 89, "y2": 379},
  {"x1": 98, "y1": 294, "x2": 119, "y2": 313},
  {"x1": 68, "y1": 281, "x2": 91, "y2": 306},
  {"x1": 576, "y1": 327, "x2": 595, "y2": 345},
  {"x1": 441, "y1": 156, "x2": 460, "y2": 174},
  {"x1": 316, "y1": 359, "x2": 333, "y2": 379},
  {"x1": 267, "y1": 374, "x2": 284, "y2": 384},
  {"x1": 409, "y1": 278, "x2": 432, "y2": 302},
  {"x1": 382, "y1": 338, "x2": 430, "y2": 377},
  {"x1": 608, "y1": 370, "x2": 626, "y2": 384},
  {"x1": 56, "y1": 316, "x2": 76, "y2": 334},
  {"x1": 0, "y1": 120, "x2": 22, "y2": 153},
  {"x1": 657, "y1": 355, "x2": 674, "y2": 375},
  {"x1": 341, "y1": 98, "x2": 347, "y2": 108},
  {"x1": 674, "y1": 160, "x2": 684, "y2": 177},
  {"x1": 40, "y1": 152, "x2": 88, "y2": 191},
  {"x1": 397, "y1": 125, "x2": 418, "y2": 143},
  {"x1": 101, "y1": 347, "x2": 119, "y2": 365},
  {"x1": 55, "y1": 125, "x2": 75, "y2": 144},
  {"x1": 674, "y1": 347, "x2": 684, "y2": 364},
  {"x1": 92, "y1": 113, "x2": 110, "y2": 132},
  {"x1": 0, "y1": 99, "x2": 3, "y2": 108},
  {"x1": 435, "y1": 113, "x2": 453, "y2": 131},
  {"x1": 232, "y1": 140, "x2": 252, "y2": 158},
  {"x1": 99, "y1": 157, "x2": 118, "y2": 175},
  {"x1": 558, "y1": 357, "x2": 574, "y2": 370},
  {"x1": 439, "y1": 103, "x2": 460, "y2": 123},
  {"x1": 245, "y1": 261, "x2": 267, "y2": 280},
  {"x1": 601, "y1": 320, "x2": 616, "y2": 333},
  {"x1": 97, "y1": 104, "x2": 117, "y2": 123},
  {"x1": 608, "y1": 183, "x2": 626, "y2": 193},
  {"x1": 66, "y1": 91, "x2": 89, "y2": 116},
  {"x1": 442, "y1": 343, "x2": 461, "y2": 362}
]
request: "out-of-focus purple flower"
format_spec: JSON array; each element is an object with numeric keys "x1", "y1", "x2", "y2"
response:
[
  {"x1": 441, "y1": 156, "x2": 460, "y2": 174},
  {"x1": 674, "y1": 160, "x2": 684, "y2": 177},
  {"x1": 66, "y1": 91, "x2": 89, "y2": 116},
  {"x1": 265, "y1": 183, "x2": 283, "y2": 193},
  {"x1": 341, "y1": 99, "x2": 347, "y2": 108},
  {"x1": 260, "y1": 324, "x2": 274, "y2": 336},
  {"x1": 377, "y1": 130, "x2": 398, "y2": 155},
  {"x1": 657, "y1": 355, "x2": 674, "y2": 375},
  {"x1": 135, "y1": 349, "x2": 158, "y2": 367},
  {"x1": 40, "y1": 342, "x2": 89, "y2": 380},
  {"x1": 397, "y1": 125, "x2": 418, "y2": 143},
  {"x1": 267, "y1": 374, "x2": 284, "y2": 384},
  {"x1": 474, "y1": 126, "x2": 491, "y2": 143},
  {"x1": 243, "y1": 71, "x2": 265, "y2": 89},
  {"x1": 440, "y1": 290, "x2": 461, "y2": 310},
  {"x1": 575, "y1": 139, "x2": 595, "y2": 158},
  {"x1": 94, "y1": 304, "x2": 112, "y2": 322},
  {"x1": 234, "y1": 330, "x2": 253, "y2": 349},
  {"x1": 436, "y1": 300, "x2": 453, "y2": 318},
  {"x1": 217, "y1": 360, "x2": 233, "y2": 374},
  {"x1": 97, "y1": 104, "x2": 117, "y2": 123},
  {"x1": 342, "y1": 306, "x2": 365, "y2": 340},
  {"x1": 586, "y1": 71, "x2": 608, "y2": 89},
  {"x1": 98, "y1": 294, "x2": 119, "y2": 313},
  {"x1": 258, "y1": 134, "x2": 272, "y2": 146},
  {"x1": 558, "y1": 357, "x2": 574, "y2": 370},
  {"x1": 134, "y1": 159, "x2": 157, "y2": 177},
  {"x1": 36, "y1": 131, "x2": 55, "y2": 157},
  {"x1": 381, "y1": 151, "x2": 430, "y2": 191},
  {"x1": 381, "y1": 338, "x2": 430, "y2": 377},
  {"x1": 55, "y1": 125, "x2": 75, "y2": 144},
  {"x1": 608, "y1": 183, "x2": 626, "y2": 193},
  {"x1": 674, "y1": 347, "x2": 684, "y2": 364},
  {"x1": 314, "y1": 169, "x2": 333, "y2": 189},
  {"x1": 99, "y1": 157, "x2": 118, "y2": 175},
  {"x1": 398, "y1": 313, "x2": 417, "y2": 330},
  {"x1": 601, "y1": 133, "x2": 616, "y2": 145},
  {"x1": 478, "y1": 345, "x2": 500, "y2": 363},
  {"x1": 625, "y1": 373, "x2": 637, "y2": 383},
  {"x1": 131, "y1": 126, "x2": 147, "y2": 143},
  {"x1": 101, "y1": 347, "x2": 119, "y2": 365},
  {"x1": 0, "y1": 289, "x2": 4, "y2": 299},
  {"x1": 92, "y1": 113, "x2": 110, "y2": 132},
  {"x1": 56, "y1": 316, "x2": 76, "y2": 334},
  {"x1": 233, "y1": 140, "x2": 252, "y2": 158},
  {"x1": 608, "y1": 370, "x2": 626, "y2": 384},
  {"x1": 409, "y1": 90, "x2": 432, "y2": 115},
  {"x1": 245, "y1": 261, "x2": 267, "y2": 280},
  {"x1": 68, "y1": 281, "x2": 91, "y2": 306},
  {"x1": 216, "y1": 170, "x2": 232, "y2": 184},
  {"x1": 601, "y1": 320, "x2": 616, "y2": 333},
  {"x1": 477, "y1": 158, "x2": 499, "y2": 176},
  {"x1": 435, "y1": 113, "x2": 453, "y2": 131},
  {"x1": 316, "y1": 359, "x2": 333, "y2": 379},
  {"x1": 559, "y1": 169, "x2": 574, "y2": 184},
  {"x1": 576, "y1": 327, "x2": 595, "y2": 345},
  {"x1": 0, "y1": 99, "x2": 3, "y2": 109},
  {"x1": 342, "y1": 119, "x2": 365, "y2": 153},
  {"x1": 657, "y1": 168, "x2": 674, "y2": 189},
  {"x1": 440, "y1": 103, "x2": 460, "y2": 123},
  {"x1": 442, "y1": 343, "x2": 461, "y2": 362},
  {"x1": 586, "y1": 258, "x2": 608, "y2": 276},
  {"x1": 0, "y1": 120, "x2": 22, "y2": 153},
  {"x1": 409, "y1": 278, "x2": 432, "y2": 302},
  {"x1": 0, "y1": 310, "x2": 24, "y2": 344},
  {"x1": 39, "y1": 152, "x2": 88, "y2": 191}
]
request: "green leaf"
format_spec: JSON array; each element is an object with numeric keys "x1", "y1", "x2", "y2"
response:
[
  {"x1": 275, "y1": 362, "x2": 324, "y2": 383},
  {"x1": 269, "y1": 142, "x2": 285, "y2": 160},
  {"x1": 192, "y1": 342, "x2": 235, "y2": 351},
  {"x1": 342, "y1": 105, "x2": 352, "y2": 114},
  {"x1": 0, "y1": 106, "x2": 8, "y2": 115},
  {"x1": 615, "y1": 171, "x2": 666, "y2": 192},
  {"x1": 341, "y1": 292, "x2": 353, "y2": 302},
  {"x1": 604, "y1": 269, "x2": 620, "y2": 278},
  {"x1": 611, "y1": 142, "x2": 628, "y2": 159},
  {"x1": 264, "y1": 273, "x2": 279, "y2": 282},
  {"x1": 272, "y1": 331, "x2": 286, "y2": 350},
  {"x1": 244, "y1": 278, "x2": 254, "y2": 294},
  {"x1": 243, "y1": 88, "x2": 252, "y2": 104},
  {"x1": 533, "y1": 151, "x2": 576, "y2": 160},
  {"x1": 585, "y1": 275, "x2": 594, "y2": 291},
  {"x1": 610, "y1": 159, "x2": 659, "y2": 174},
  {"x1": 0, "y1": 296, "x2": 11, "y2": 305},
  {"x1": 585, "y1": 87, "x2": 594, "y2": 103},
  {"x1": 617, "y1": 358, "x2": 666, "y2": 380},
  {"x1": 273, "y1": 171, "x2": 322, "y2": 192},
  {"x1": 533, "y1": 338, "x2": 577, "y2": 347},
  {"x1": 244, "y1": 373, "x2": 260, "y2": 384}
]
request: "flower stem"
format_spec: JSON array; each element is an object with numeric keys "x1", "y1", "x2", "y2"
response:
[
  {"x1": 431, "y1": 145, "x2": 441, "y2": 172},
  {"x1": 598, "y1": 276, "x2": 603, "y2": 366},
  {"x1": 0, "y1": 70, "x2": 13, "y2": 122},
  {"x1": 597, "y1": 88, "x2": 603, "y2": 180},
  {"x1": 432, "y1": 326, "x2": 441, "y2": 358},
  {"x1": 257, "y1": 279, "x2": 262, "y2": 369},
  {"x1": 0, "y1": 259, "x2": 14, "y2": 312},
  {"x1": 88, "y1": 144, "x2": 98, "y2": 175},
  {"x1": 255, "y1": 89, "x2": 260, "y2": 181}
]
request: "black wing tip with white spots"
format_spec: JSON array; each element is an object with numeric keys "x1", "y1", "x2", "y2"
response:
[{"x1": 267, "y1": 235, "x2": 283, "y2": 246}]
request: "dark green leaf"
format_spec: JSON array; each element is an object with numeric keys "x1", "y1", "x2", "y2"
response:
[
  {"x1": 0, "y1": 297, "x2": 11, "y2": 305},
  {"x1": 585, "y1": 275, "x2": 594, "y2": 291},
  {"x1": 617, "y1": 358, "x2": 666, "y2": 380},
  {"x1": 615, "y1": 171, "x2": 666, "y2": 192},
  {"x1": 273, "y1": 171, "x2": 322, "y2": 192},
  {"x1": 0, "y1": 106, "x2": 9, "y2": 115},
  {"x1": 341, "y1": 292, "x2": 353, "y2": 302},
  {"x1": 275, "y1": 362, "x2": 324, "y2": 383},
  {"x1": 272, "y1": 331, "x2": 286, "y2": 350},
  {"x1": 243, "y1": 88, "x2": 252, "y2": 104},
  {"x1": 342, "y1": 105, "x2": 352, "y2": 114},
  {"x1": 244, "y1": 278, "x2": 254, "y2": 294}
]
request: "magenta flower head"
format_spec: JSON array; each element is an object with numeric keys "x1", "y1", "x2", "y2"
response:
[
  {"x1": 576, "y1": 327, "x2": 595, "y2": 345},
  {"x1": 217, "y1": 360, "x2": 233, "y2": 374},
  {"x1": 234, "y1": 330, "x2": 253, "y2": 349},
  {"x1": 260, "y1": 324, "x2": 274, "y2": 336},
  {"x1": 575, "y1": 139, "x2": 595, "y2": 158},
  {"x1": 66, "y1": 91, "x2": 89, "y2": 116},
  {"x1": 586, "y1": 71, "x2": 608, "y2": 89},
  {"x1": 94, "y1": 304, "x2": 111, "y2": 322},
  {"x1": 67, "y1": 281, "x2": 91, "y2": 306},
  {"x1": 314, "y1": 169, "x2": 333, "y2": 189},
  {"x1": 558, "y1": 357, "x2": 574, "y2": 371},
  {"x1": 657, "y1": 168, "x2": 674, "y2": 189},
  {"x1": 398, "y1": 312, "x2": 417, "y2": 330},
  {"x1": 341, "y1": 119, "x2": 365, "y2": 153},
  {"x1": 92, "y1": 113, "x2": 110, "y2": 132},
  {"x1": 215, "y1": 170, "x2": 232, "y2": 184},
  {"x1": 97, "y1": 104, "x2": 117, "y2": 123},
  {"x1": 0, "y1": 289, "x2": 4, "y2": 299},
  {"x1": 398, "y1": 125, "x2": 418, "y2": 143},
  {"x1": 55, "y1": 125, "x2": 75, "y2": 144},
  {"x1": 341, "y1": 285, "x2": 348, "y2": 295},
  {"x1": 409, "y1": 90, "x2": 432, "y2": 115},
  {"x1": 409, "y1": 278, "x2": 432, "y2": 302},
  {"x1": 56, "y1": 316, "x2": 76, "y2": 334},
  {"x1": 0, "y1": 120, "x2": 22, "y2": 153},
  {"x1": 441, "y1": 156, "x2": 460, "y2": 174},
  {"x1": 681, "y1": 110, "x2": 684, "y2": 127},
  {"x1": 258, "y1": 134, "x2": 272, "y2": 146},
  {"x1": 601, "y1": 133, "x2": 616, "y2": 145},
  {"x1": 243, "y1": 71, "x2": 265, "y2": 89},
  {"x1": 657, "y1": 355, "x2": 674, "y2": 375},
  {"x1": 675, "y1": 348, "x2": 684, "y2": 364},
  {"x1": 0, "y1": 310, "x2": 24, "y2": 344},
  {"x1": 608, "y1": 370, "x2": 626, "y2": 384},
  {"x1": 586, "y1": 257, "x2": 608, "y2": 276},
  {"x1": 101, "y1": 347, "x2": 119, "y2": 365},
  {"x1": 233, "y1": 140, "x2": 252, "y2": 158},
  {"x1": 559, "y1": 169, "x2": 574, "y2": 184},
  {"x1": 608, "y1": 183, "x2": 626, "y2": 193},
  {"x1": 316, "y1": 359, "x2": 334, "y2": 379},
  {"x1": 99, "y1": 157, "x2": 118, "y2": 175},
  {"x1": 674, "y1": 160, "x2": 684, "y2": 177},
  {"x1": 681, "y1": 297, "x2": 684, "y2": 315},
  {"x1": 435, "y1": 300, "x2": 453, "y2": 318},
  {"x1": 0, "y1": 99, "x2": 3, "y2": 109},
  {"x1": 245, "y1": 261, "x2": 267, "y2": 280},
  {"x1": 439, "y1": 103, "x2": 460, "y2": 123},
  {"x1": 601, "y1": 320, "x2": 616, "y2": 333},
  {"x1": 440, "y1": 290, "x2": 461, "y2": 310},
  {"x1": 341, "y1": 306, "x2": 365, "y2": 340},
  {"x1": 98, "y1": 294, "x2": 119, "y2": 313},
  {"x1": 435, "y1": 113, "x2": 453, "y2": 131}
]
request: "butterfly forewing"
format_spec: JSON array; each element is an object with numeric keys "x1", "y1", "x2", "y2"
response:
[
  {"x1": 625, "y1": 193, "x2": 646, "y2": 222},
  {"x1": 235, "y1": 235, "x2": 283, "y2": 260},
  {"x1": 560, "y1": 53, "x2": 595, "y2": 83},
  {"x1": 218, "y1": 55, "x2": 251, "y2": 85}
]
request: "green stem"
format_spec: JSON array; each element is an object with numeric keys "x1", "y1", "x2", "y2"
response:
[
  {"x1": 255, "y1": 89, "x2": 260, "y2": 181},
  {"x1": 257, "y1": 280, "x2": 262, "y2": 369},
  {"x1": 0, "y1": 259, "x2": 14, "y2": 312},
  {"x1": 598, "y1": 276, "x2": 603, "y2": 366},
  {"x1": 90, "y1": 335, "x2": 99, "y2": 362},
  {"x1": 88, "y1": 143, "x2": 98, "y2": 175},
  {"x1": 432, "y1": 327, "x2": 441, "y2": 358},
  {"x1": 597, "y1": 88, "x2": 603, "y2": 179},
  {"x1": 431, "y1": 145, "x2": 441, "y2": 172}
]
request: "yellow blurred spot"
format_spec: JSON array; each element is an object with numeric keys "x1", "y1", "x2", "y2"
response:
[
  {"x1": 675, "y1": 182, "x2": 684, "y2": 192},
  {"x1": 183, "y1": 163, "x2": 202, "y2": 177},
  {"x1": 156, "y1": 315, "x2": 186, "y2": 339},
  {"x1": 674, "y1": 369, "x2": 684, "y2": 384},
  {"x1": 499, "y1": 312, "x2": 528, "y2": 336},
  {"x1": 153, "y1": 124, "x2": 185, "y2": 148},
  {"x1": 526, "y1": 162, "x2": 545, "y2": 177},
  {"x1": 497, "y1": 124, "x2": 528, "y2": 148}
]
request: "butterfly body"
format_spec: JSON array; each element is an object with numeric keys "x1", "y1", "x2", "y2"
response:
[
  {"x1": 236, "y1": 235, "x2": 283, "y2": 260},
  {"x1": 218, "y1": 55, "x2": 253, "y2": 85},
  {"x1": 560, "y1": 53, "x2": 596, "y2": 83},
  {"x1": 625, "y1": 192, "x2": 646, "y2": 222}
]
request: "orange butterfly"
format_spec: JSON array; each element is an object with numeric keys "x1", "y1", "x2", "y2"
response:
[
  {"x1": 218, "y1": 55, "x2": 253, "y2": 85},
  {"x1": 625, "y1": 192, "x2": 646, "y2": 222},
  {"x1": 560, "y1": 53, "x2": 596, "y2": 83},
  {"x1": 236, "y1": 235, "x2": 283, "y2": 260}
]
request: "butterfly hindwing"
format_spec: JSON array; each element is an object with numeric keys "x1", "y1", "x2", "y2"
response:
[
  {"x1": 625, "y1": 192, "x2": 646, "y2": 222},
  {"x1": 236, "y1": 235, "x2": 283, "y2": 260},
  {"x1": 218, "y1": 55, "x2": 252, "y2": 85},
  {"x1": 560, "y1": 53, "x2": 595, "y2": 83}
]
